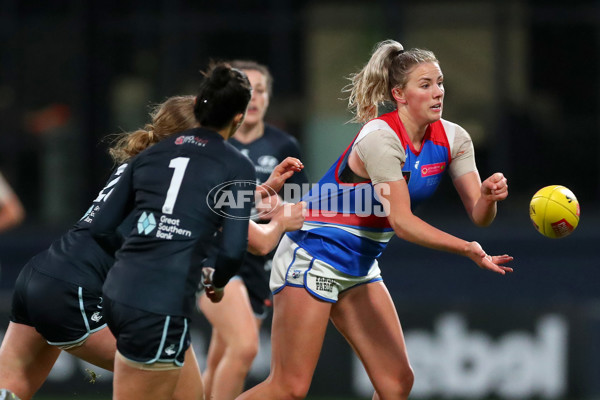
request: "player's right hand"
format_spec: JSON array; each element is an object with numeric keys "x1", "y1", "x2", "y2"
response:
[
  {"x1": 273, "y1": 201, "x2": 306, "y2": 232},
  {"x1": 202, "y1": 267, "x2": 225, "y2": 303}
]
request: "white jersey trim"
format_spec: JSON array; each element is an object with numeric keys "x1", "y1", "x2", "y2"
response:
[
  {"x1": 441, "y1": 119, "x2": 456, "y2": 158},
  {"x1": 302, "y1": 221, "x2": 394, "y2": 243},
  {"x1": 353, "y1": 119, "x2": 397, "y2": 149}
]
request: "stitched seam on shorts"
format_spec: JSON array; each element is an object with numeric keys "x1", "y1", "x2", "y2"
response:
[
  {"x1": 78, "y1": 287, "x2": 91, "y2": 332},
  {"x1": 341, "y1": 276, "x2": 383, "y2": 293},
  {"x1": 174, "y1": 318, "x2": 188, "y2": 360},
  {"x1": 272, "y1": 244, "x2": 301, "y2": 295},
  {"x1": 149, "y1": 316, "x2": 171, "y2": 364},
  {"x1": 302, "y1": 257, "x2": 316, "y2": 286}
]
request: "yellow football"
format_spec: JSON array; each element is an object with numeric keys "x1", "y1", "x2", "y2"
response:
[{"x1": 529, "y1": 185, "x2": 580, "y2": 238}]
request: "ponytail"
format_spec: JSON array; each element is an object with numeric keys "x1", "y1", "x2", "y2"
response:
[{"x1": 108, "y1": 95, "x2": 197, "y2": 164}]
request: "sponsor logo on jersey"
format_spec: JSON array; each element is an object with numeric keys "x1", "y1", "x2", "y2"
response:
[
  {"x1": 137, "y1": 211, "x2": 157, "y2": 235},
  {"x1": 156, "y1": 215, "x2": 192, "y2": 240},
  {"x1": 174, "y1": 135, "x2": 208, "y2": 147},
  {"x1": 258, "y1": 155, "x2": 278, "y2": 169},
  {"x1": 421, "y1": 162, "x2": 446, "y2": 177}
]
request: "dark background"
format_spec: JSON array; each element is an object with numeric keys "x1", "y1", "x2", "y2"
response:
[{"x1": 0, "y1": 1, "x2": 599, "y2": 398}]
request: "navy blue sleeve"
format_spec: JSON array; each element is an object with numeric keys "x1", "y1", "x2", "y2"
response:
[
  {"x1": 211, "y1": 157, "x2": 256, "y2": 288},
  {"x1": 90, "y1": 162, "x2": 136, "y2": 256}
]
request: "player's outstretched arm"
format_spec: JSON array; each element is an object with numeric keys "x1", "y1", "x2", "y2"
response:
[{"x1": 375, "y1": 180, "x2": 514, "y2": 275}]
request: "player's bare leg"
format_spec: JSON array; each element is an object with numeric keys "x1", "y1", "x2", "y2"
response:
[
  {"x1": 200, "y1": 279, "x2": 259, "y2": 400},
  {"x1": 112, "y1": 352, "x2": 180, "y2": 400},
  {"x1": 0, "y1": 322, "x2": 61, "y2": 400},
  {"x1": 237, "y1": 286, "x2": 331, "y2": 400},
  {"x1": 66, "y1": 327, "x2": 116, "y2": 370},
  {"x1": 201, "y1": 328, "x2": 224, "y2": 397},
  {"x1": 172, "y1": 347, "x2": 204, "y2": 400},
  {"x1": 330, "y1": 281, "x2": 413, "y2": 400}
]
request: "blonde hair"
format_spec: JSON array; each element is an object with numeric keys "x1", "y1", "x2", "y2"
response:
[
  {"x1": 109, "y1": 95, "x2": 197, "y2": 164},
  {"x1": 344, "y1": 40, "x2": 438, "y2": 123}
]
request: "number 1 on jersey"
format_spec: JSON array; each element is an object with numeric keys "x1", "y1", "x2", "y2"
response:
[{"x1": 162, "y1": 157, "x2": 190, "y2": 214}]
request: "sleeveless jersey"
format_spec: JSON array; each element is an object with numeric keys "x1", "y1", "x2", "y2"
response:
[{"x1": 287, "y1": 111, "x2": 453, "y2": 277}]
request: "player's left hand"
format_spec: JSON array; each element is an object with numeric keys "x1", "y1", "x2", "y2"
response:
[
  {"x1": 464, "y1": 241, "x2": 514, "y2": 275},
  {"x1": 481, "y1": 172, "x2": 508, "y2": 202},
  {"x1": 202, "y1": 267, "x2": 225, "y2": 303}
]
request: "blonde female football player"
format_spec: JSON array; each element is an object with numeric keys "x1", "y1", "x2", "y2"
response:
[{"x1": 238, "y1": 40, "x2": 513, "y2": 400}]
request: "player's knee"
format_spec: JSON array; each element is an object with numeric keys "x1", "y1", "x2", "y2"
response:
[
  {"x1": 398, "y1": 367, "x2": 415, "y2": 397},
  {"x1": 229, "y1": 337, "x2": 259, "y2": 366},
  {"x1": 375, "y1": 366, "x2": 414, "y2": 400},
  {"x1": 276, "y1": 377, "x2": 311, "y2": 400},
  {"x1": 284, "y1": 384, "x2": 310, "y2": 400}
]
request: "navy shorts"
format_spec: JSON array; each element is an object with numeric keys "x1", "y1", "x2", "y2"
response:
[
  {"x1": 10, "y1": 263, "x2": 106, "y2": 348},
  {"x1": 104, "y1": 296, "x2": 190, "y2": 367}
]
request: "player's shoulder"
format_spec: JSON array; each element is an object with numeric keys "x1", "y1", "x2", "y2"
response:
[
  {"x1": 356, "y1": 118, "x2": 397, "y2": 144},
  {"x1": 264, "y1": 124, "x2": 299, "y2": 144},
  {"x1": 440, "y1": 119, "x2": 470, "y2": 139},
  {"x1": 224, "y1": 141, "x2": 255, "y2": 170}
]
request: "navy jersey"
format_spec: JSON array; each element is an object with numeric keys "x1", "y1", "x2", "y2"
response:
[
  {"x1": 229, "y1": 124, "x2": 307, "y2": 188},
  {"x1": 91, "y1": 127, "x2": 255, "y2": 317},
  {"x1": 228, "y1": 124, "x2": 308, "y2": 305},
  {"x1": 28, "y1": 164, "x2": 130, "y2": 288}
]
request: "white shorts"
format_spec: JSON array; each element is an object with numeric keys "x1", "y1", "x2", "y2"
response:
[{"x1": 270, "y1": 235, "x2": 383, "y2": 303}]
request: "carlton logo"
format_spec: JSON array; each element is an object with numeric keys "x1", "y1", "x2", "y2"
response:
[{"x1": 207, "y1": 180, "x2": 279, "y2": 220}]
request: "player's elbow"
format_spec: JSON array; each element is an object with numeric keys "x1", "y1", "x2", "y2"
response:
[{"x1": 248, "y1": 242, "x2": 271, "y2": 256}]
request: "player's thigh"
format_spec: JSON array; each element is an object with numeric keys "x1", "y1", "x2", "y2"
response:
[
  {"x1": 113, "y1": 352, "x2": 181, "y2": 400},
  {"x1": 269, "y1": 286, "x2": 331, "y2": 383},
  {"x1": 172, "y1": 346, "x2": 203, "y2": 400},
  {"x1": 0, "y1": 322, "x2": 61, "y2": 395},
  {"x1": 66, "y1": 326, "x2": 116, "y2": 371},
  {"x1": 199, "y1": 278, "x2": 258, "y2": 345},
  {"x1": 331, "y1": 281, "x2": 411, "y2": 380}
]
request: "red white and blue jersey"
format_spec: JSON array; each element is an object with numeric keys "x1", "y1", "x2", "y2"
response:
[{"x1": 287, "y1": 111, "x2": 455, "y2": 277}]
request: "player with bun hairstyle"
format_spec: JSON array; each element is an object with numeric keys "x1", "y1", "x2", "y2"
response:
[
  {"x1": 89, "y1": 63, "x2": 303, "y2": 399},
  {"x1": 198, "y1": 60, "x2": 308, "y2": 400},
  {"x1": 0, "y1": 90, "x2": 303, "y2": 399},
  {"x1": 238, "y1": 40, "x2": 513, "y2": 399}
]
